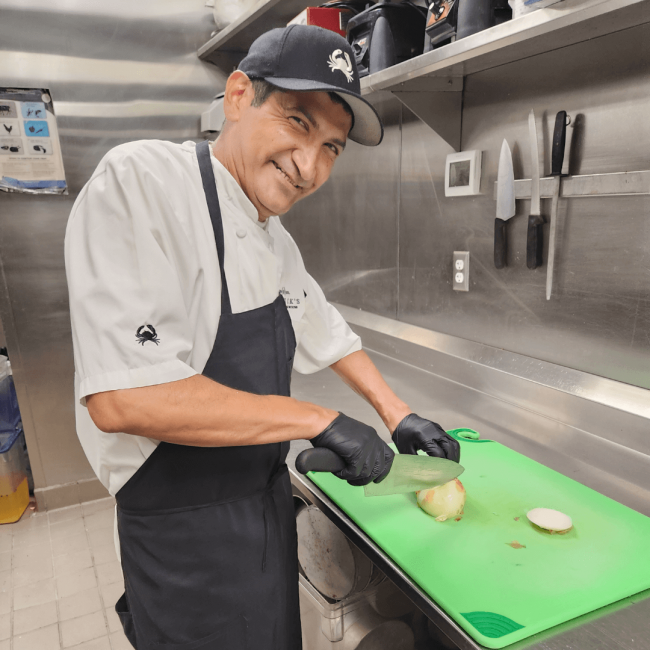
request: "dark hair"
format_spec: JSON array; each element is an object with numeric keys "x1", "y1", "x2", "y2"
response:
[
  {"x1": 250, "y1": 78, "x2": 282, "y2": 107},
  {"x1": 250, "y1": 78, "x2": 354, "y2": 126}
]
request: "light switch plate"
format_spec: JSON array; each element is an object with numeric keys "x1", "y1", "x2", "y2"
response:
[{"x1": 453, "y1": 252, "x2": 469, "y2": 291}]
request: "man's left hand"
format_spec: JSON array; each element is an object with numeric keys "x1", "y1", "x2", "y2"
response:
[{"x1": 392, "y1": 414, "x2": 461, "y2": 463}]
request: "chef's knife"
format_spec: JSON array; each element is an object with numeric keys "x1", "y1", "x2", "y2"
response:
[
  {"x1": 546, "y1": 110, "x2": 569, "y2": 299},
  {"x1": 526, "y1": 110, "x2": 545, "y2": 269},
  {"x1": 494, "y1": 139, "x2": 516, "y2": 269},
  {"x1": 295, "y1": 447, "x2": 464, "y2": 497}
]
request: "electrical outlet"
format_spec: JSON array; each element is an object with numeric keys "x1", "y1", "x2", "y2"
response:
[{"x1": 453, "y1": 252, "x2": 469, "y2": 291}]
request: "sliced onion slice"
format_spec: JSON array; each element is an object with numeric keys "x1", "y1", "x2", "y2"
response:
[{"x1": 526, "y1": 507, "x2": 572, "y2": 534}]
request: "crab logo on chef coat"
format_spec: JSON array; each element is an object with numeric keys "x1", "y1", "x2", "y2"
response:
[
  {"x1": 136, "y1": 324, "x2": 160, "y2": 346},
  {"x1": 327, "y1": 50, "x2": 354, "y2": 83}
]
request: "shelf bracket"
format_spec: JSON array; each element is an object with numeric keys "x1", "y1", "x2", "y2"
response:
[
  {"x1": 201, "y1": 50, "x2": 244, "y2": 74},
  {"x1": 389, "y1": 76, "x2": 463, "y2": 151}
]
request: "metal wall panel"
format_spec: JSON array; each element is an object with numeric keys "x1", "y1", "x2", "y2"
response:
[
  {"x1": 0, "y1": 0, "x2": 224, "y2": 503},
  {"x1": 399, "y1": 20, "x2": 650, "y2": 388},
  {"x1": 287, "y1": 21, "x2": 650, "y2": 390}
]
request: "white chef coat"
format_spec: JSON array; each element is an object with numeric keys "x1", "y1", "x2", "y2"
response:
[{"x1": 65, "y1": 139, "x2": 361, "y2": 497}]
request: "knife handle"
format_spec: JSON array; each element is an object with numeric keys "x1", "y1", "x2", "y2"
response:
[
  {"x1": 295, "y1": 448, "x2": 346, "y2": 474},
  {"x1": 494, "y1": 218, "x2": 507, "y2": 269},
  {"x1": 526, "y1": 214, "x2": 546, "y2": 269},
  {"x1": 551, "y1": 110, "x2": 568, "y2": 177}
]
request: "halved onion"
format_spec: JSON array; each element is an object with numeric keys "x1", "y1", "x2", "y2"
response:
[
  {"x1": 526, "y1": 508, "x2": 572, "y2": 534},
  {"x1": 416, "y1": 479, "x2": 466, "y2": 522}
]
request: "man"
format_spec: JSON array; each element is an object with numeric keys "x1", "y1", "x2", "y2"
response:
[{"x1": 65, "y1": 25, "x2": 459, "y2": 650}]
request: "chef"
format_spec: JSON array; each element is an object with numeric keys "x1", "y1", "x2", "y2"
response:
[{"x1": 65, "y1": 24, "x2": 460, "y2": 650}]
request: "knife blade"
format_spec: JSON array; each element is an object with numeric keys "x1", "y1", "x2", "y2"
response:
[
  {"x1": 295, "y1": 447, "x2": 464, "y2": 497},
  {"x1": 527, "y1": 110, "x2": 545, "y2": 269},
  {"x1": 547, "y1": 110, "x2": 569, "y2": 299},
  {"x1": 494, "y1": 139, "x2": 516, "y2": 269}
]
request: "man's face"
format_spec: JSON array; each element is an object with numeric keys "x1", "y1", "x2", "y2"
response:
[{"x1": 226, "y1": 81, "x2": 352, "y2": 219}]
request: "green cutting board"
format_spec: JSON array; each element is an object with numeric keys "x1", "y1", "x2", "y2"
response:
[{"x1": 305, "y1": 430, "x2": 650, "y2": 648}]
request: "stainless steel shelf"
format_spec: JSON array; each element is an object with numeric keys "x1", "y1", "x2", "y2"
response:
[
  {"x1": 197, "y1": 0, "x2": 650, "y2": 80},
  {"x1": 198, "y1": 0, "x2": 315, "y2": 69},
  {"x1": 360, "y1": 0, "x2": 650, "y2": 94},
  {"x1": 359, "y1": 0, "x2": 650, "y2": 150}
]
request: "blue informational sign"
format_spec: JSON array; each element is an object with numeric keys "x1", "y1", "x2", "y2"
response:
[
  {"x1": 24, "y1": 120, "x2": 49, "y2": 138},
  {"x1": 0, "y1": 87, "x2": 67, "y2": 194},
  {"x1": 21, "y1": 102, "x2": 46, "y2": 119}
]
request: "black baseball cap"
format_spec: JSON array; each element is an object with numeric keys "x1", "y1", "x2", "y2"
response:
[{"x1": 238, "y1": 25, "x2": 383, "y2": 146}]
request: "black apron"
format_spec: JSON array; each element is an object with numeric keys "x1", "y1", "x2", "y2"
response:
[{"x1": 114, "y1": 140, "x2": 301, "y2": 650}]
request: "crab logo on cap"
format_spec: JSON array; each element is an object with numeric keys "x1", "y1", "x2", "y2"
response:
[{"x1": 327, "y1": 49, "x2": 354, "y2": 83}]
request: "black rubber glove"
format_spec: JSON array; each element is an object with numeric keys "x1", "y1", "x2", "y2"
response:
[
  {"x1": 311, "y1": 413, "x2": 395, "y2": 486},
  {"x1": 392, "y1": 413, "x2": 461, "y2": 463}
]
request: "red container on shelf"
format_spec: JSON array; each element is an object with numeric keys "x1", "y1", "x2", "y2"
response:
[{"x1": 287, "y1": 7, "x2": 351, "y2": 37}]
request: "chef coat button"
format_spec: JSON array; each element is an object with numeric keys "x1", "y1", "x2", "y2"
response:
[{"x1": 236, "y1": 228, "x2": 247, "y2": 239}]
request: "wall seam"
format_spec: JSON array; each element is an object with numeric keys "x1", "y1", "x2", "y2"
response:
[
  {"x1": 396, "y1": 101, "x2": 403, "y2": 321},
  {"x1": 459, "y1": 77, "x2": 465, "y2": 149}
]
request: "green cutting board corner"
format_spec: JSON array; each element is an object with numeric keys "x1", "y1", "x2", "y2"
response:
[{"x1": 306, "y1": 430, "x2": 650, "y2": 648}]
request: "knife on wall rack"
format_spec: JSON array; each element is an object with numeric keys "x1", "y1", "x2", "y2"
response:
[
  {"x1": 494, "y1": 140, "x2": 516, "y2": 269},
  {"x1": 526, "y1": 110, "x2": 545, "y2": 270},
  {"x1": 546, "y1": 111, "x2": 569, "y2": 299}
]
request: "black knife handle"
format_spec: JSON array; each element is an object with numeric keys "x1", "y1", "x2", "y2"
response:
[
  {"x1": 494, "y1": 218, "x2": 507, "y2": 269},
  {"x1": 551, "y1": 110, "x2": 568, "y2": 177},
  {"x1": 526, "y1": 214, "x2": 546, "y2": 269},
  {"x1": 295, "y1": 448, "x2": 346, "y2": 474}
]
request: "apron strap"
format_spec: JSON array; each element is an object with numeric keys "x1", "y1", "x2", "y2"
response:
[{"x1": 196, "y1": 139, "x2": 232, "y2": 316}]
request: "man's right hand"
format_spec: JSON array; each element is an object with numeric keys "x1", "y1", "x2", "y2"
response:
[{"x1": 310, "y1": 413, "x2": 394, "y2": 486}]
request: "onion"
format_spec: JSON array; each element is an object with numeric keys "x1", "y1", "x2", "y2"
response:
[
  {"x1": 526, "y1": 508, "x2": 572, "y2": 534},
  {"x1": 416, "y1": 479, "x2": 466, "y2": 522}
]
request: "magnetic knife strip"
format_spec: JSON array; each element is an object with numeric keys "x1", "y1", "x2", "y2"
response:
[{"x1": 493, "y1": 170, "x2": 650, "y2": 199}]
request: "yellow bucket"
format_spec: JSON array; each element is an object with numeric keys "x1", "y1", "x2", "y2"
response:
[{"x1": 0, "y1": 474, "x2": 28, "y2": 524}]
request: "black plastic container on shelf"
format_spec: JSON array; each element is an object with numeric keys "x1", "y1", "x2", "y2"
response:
[
  {"x1": 347, "y1": 1, "x2": 427, "y2": 77},
  {"x1": 423, "y1": 0, "x2": 459, "y2": 49},
  {"x1": 318, "y1": 0, "x2": 374, "y2": 33},
  {"x1": 423, "y1": 0, "x2": 511, "y2": 52}
]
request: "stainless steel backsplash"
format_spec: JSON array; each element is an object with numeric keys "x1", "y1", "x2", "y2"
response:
[
  {"x1": 0, "y1": 0, "x2": 224, "y2": 500},
  {"x1": 284, "y1": 21, "x2": 650, "y2": 390}
]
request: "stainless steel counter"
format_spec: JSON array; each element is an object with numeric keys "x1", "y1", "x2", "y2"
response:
[{"x1": 288, "y1": 313, "x2": 650, "y2": 649}]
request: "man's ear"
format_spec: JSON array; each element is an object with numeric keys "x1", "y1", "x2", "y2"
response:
[{"x1": 222, "y1": 71, "x2": 254, "y2": 124}]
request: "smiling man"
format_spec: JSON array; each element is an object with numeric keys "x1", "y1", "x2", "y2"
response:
[
  {"x1": 219, "y1": 77, "x2": 352, "y2": 216},
  {"x1": 65, "y1": 25, "x2": 460, "y2": 650}
]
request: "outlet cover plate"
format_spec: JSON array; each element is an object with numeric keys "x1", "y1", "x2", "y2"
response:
[{"x1": 453, "y1": 252, "x2": 469, "y2": 291}]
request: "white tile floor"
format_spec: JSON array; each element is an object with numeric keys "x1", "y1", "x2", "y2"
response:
[{"x1": 0, "y1": 497, "x2": 132, "y2": 650}]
